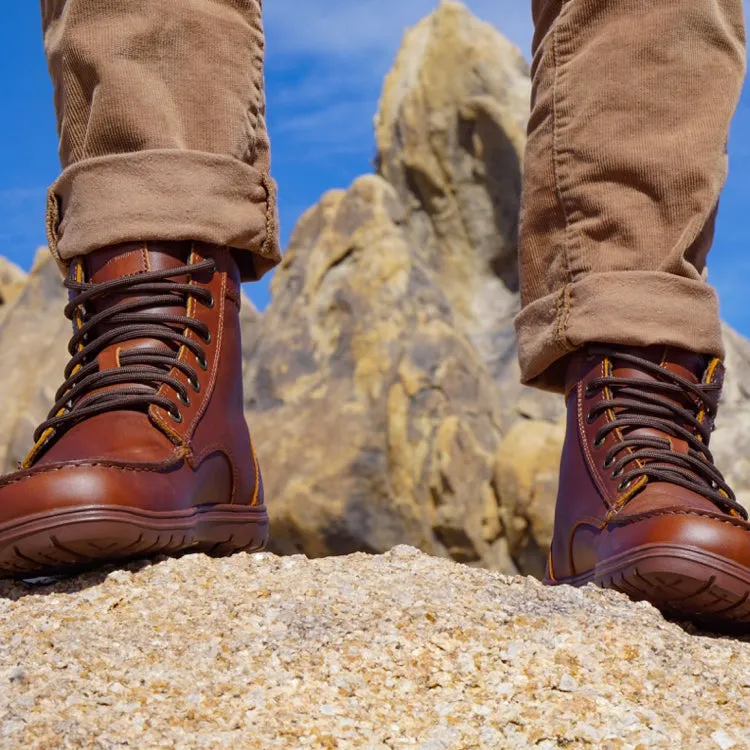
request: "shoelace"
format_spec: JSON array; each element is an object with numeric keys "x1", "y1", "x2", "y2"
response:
[
  {"x1": 585, "y1": 347, "x2": 745, "y2": 519},
  {"x1": 33, "y1": 259, "x2": 216, "y2": 444}
]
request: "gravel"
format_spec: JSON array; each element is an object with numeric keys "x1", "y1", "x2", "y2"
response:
[{"x1": 0, "y1": 546, "x2": 748, "y2": 748}]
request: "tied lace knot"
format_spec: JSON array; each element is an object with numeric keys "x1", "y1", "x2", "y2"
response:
[
  {"x1": 585, "y1": 348, "x2": 744, "y2": 519},
  {"x1": 33, "y1": 258, "x2": 216, "y2": 444}
]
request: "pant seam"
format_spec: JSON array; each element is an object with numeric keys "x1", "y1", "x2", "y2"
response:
[
  {"x1": 551, "y1": 0, "x2": 576, "y2": 352},
  {"x1": 45, "y1": 188, "x2": 67, "y2": 271},
  {"x1": 553, "y1": 284, "x2": 575, "y2": 352},
  {"x1": 259, "y1": 173, "x2": 279, "y2": 259},
  {"x1": 240, "y1": 22, "x2": 264, "y2": 165}
]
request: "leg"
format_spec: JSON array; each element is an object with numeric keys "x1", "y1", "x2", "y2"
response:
[
  {"x1": 41, "y1": 0, "x2": 280, "y2": 279},
  {"x1": 517, "y1": 0, "x2": 744, "y2": 391},
  {"x1": 0, "y1": 1, "x2": 277, "y2": 577},
  {"x1": 521, "y1": 0, "x2": 750, "y2": 628}
]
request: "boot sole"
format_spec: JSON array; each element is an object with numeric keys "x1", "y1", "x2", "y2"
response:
[
  {"x1": 0, "y1": 504, "x2": 269, "y2": 579},
  {"x1": 546, "y1": 543, "x2": 750, "y2": 631}
]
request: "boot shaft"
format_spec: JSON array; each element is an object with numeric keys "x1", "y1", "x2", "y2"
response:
[{"x1": 27, "y1": 242, "x2": 254, "y2": 501}]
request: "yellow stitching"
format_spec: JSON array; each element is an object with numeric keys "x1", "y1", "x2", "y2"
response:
[
  {"x1": 150, "y1": 405, "x2": 190, "y2": 448},
  {"x1": 150, "y1": 244, "x2": 198, "y2": 447},
  {"x1": 577, "y1": 381, "x2": 611, "y2": 502},
  {"x1": 696, "y1": 357, "x2": 721, "y2": 435},
  {"x1": 250, "y1": 436, "x2": 260, "y2": 506},
  {"x1": 186, "y1": 259, "x2": 224, "y2": 438},
  {"x1": 609, "y1": 475, "x2": 648, "y2": 517},
  {"x1": 547, "y1": 549, "x2": 556, "y2": 582}
]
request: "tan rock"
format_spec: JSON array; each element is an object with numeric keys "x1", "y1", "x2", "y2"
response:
[
  {"x1": 1, "y1": 548, "x2": 748, "y2": 747},
  {"x1": 709, "y1": 323, "x2": 750, "y2": 513},
  {"x1": 245, "y1": 175, "x2": 518, "y2": 571},
  {"x1": 239, "y1": 2, "x2": 563, "y2": 572},
  {"x1": 495, "y1": 418, "x2": 566, "y2": 578},
  {"x1": 375, "y1": 1, "x2": 553, "y2": 425}
]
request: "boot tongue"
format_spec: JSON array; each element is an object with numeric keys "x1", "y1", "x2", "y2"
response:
[
  {"x1": 85, "y1": 241, "x2": 189, "y2": 285},
  {"x1": 608, "y1": 345, "x2": 712, "y2": 460},
  {"x1": 76, "y1": 241, "x2": 192, "y2": 397},
  {"x1": 609, "y1": 345, "x2": 707, "y2": 387}
]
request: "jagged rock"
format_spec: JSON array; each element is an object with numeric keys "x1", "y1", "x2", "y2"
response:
[
  {"x1": 244, "y1": 176, "x2": 520, "y2": 571},
  {"x1": 375, "y1": 1, "x2": 562, "y2": 425},
  {"x1": 376, "y1": 2, "x2": 528, "y2": 327},
  {"x1": 711, "y1": 324, "x2": 750, "y2": 510},
  {"x1": 240, "y1": 2, "x2": 555, "y2": 573},
  {"x1": 1, "y1": 548, "x2": 748, "y2": 747},
  {"x1": 239, "y1": 292, "x2": 262, "y2": 377},
  {"x1": 494, "y1": 418, "x2": 565, "y2": 579}
]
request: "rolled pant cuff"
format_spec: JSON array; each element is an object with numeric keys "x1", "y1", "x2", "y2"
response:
[
  {"x1": 515, "y1": 271, "x2": 725, "y2": 392},
  {"x1": 46, "y1": 149, "x2": 281, "y2": 281}
]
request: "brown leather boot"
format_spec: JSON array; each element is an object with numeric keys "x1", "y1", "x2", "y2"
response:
[
  {"x1": 547, "y1": 344, "x2": 750, "y2": 628},
  {"x1": 0, "y1": 241, "x2": 267, "y2": 577}
]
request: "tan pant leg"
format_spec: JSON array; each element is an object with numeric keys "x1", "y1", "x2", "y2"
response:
[
  {"x1": 516, "y1": 0, "x2": 746, "y2": 391},
  {"x1": 41, "y1": 0, "x2": 280, "y2": 281}
]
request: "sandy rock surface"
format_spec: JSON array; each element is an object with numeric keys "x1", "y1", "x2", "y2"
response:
[{"x1": 1, "y1": 547, "x2": 748, "y2": 748}]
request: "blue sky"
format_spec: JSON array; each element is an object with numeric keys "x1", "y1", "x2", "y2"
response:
[{"x1": 2, "y1": 1, "x2": 750, "y2": 335}]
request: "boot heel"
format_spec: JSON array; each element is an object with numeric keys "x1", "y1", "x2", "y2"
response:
[{"x1": 193, "y1": 504, "x2": 269, "y2": 556}]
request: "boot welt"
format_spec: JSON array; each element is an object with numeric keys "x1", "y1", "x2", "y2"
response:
[
  {"x1": 546, "y1": 543, "x2": 750, "y2": 631},
  {"x1": 0, "y1": 504, "x2": 268, "y2": 579}
]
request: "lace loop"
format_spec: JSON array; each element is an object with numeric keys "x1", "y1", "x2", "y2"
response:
[
  {"x1": 585, "y1": 347, "x2": 743, "y2": 518},
  {"x1": 33, "y1": 259, "x2": 216, "y2": 444}
]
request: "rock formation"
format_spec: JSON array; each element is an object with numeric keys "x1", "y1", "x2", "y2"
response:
[
  {"x1": 243, "y1": 176, "x2": 518, "y2": 570},
  {"x1": 241, "y1": 2, "x2": 553, "y2": 574},
  {"x1": 375, "y1": 3, "x2": 529, "y2": 385},
  {"x1": 0, "y1": 2, "x2": 749, "y2": 575},
  {"x1": 1, "y1": 548, "x2": 748, "y2": 747}
]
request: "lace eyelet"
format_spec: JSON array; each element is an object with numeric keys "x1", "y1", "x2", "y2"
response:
[
  {"x1": 603, "y1": 457, "x2": 614, "y2": 470},
  {"x1": 189, "y1": 376, "x2": 201, "y2": 393},
  {"x1": 617, "y1": 480, "x2": 631, "y2": 493},
  {"x1": 593, "y1": 437, "x2": 605, "y2": 449},
  {"x1": 204, "y1": 294, "x2": 215, "y2": 309},
  {"x1": 612, "y1": 468, "x2": 623, "y2": 479},
  {"x1": 201, "y1": 330, "x2": 212, "y2": 345},
  {"x1": 177, "y1": 391, "x2": 191, "y2": 407},
  {"x1": 585, "y1": 384, "x2": 596, "y2": 398},
  {"x1": 586, "y1": 412, "x2": 596, "y2": 425},
  {"x1": 198, "y1": 355, "x2": 208, "y2": 371},
  {"x1": 169, "y1": 408, "x2": 183, "y2": 424}
]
